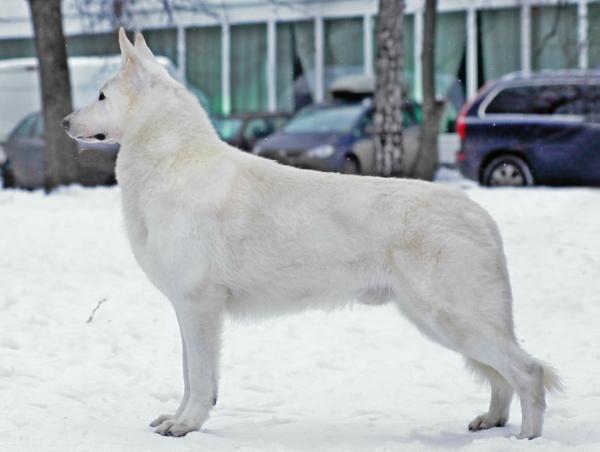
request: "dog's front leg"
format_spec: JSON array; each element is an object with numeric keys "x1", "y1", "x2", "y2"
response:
[
  {"x1": 153, "y1": 289, "x2": 225, "y2": 437},
  {"x1": 149, "y1": 317, "x2": 190, "y2": 428}
]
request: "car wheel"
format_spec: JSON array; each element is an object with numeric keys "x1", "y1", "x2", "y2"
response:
[
  {"x1": 482, "y1": 155, "x2": 534, "y2": 187},
  {"x1": 342, "y1": 155, "x2": 360, "y2": 175},
  {"x1": 1, "y1": 165, "x2": 15, "y2": 188}
]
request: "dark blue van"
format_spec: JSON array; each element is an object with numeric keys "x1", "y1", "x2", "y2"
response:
[{"x1": 457, "y1": 71, "x2": 600, "y2": 186}]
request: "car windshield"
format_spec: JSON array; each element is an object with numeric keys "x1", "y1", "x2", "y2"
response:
[
  {"x1": 284, "y1": 104, "x2": 364, "y2": 133},
  {"x1": 212, "y1": 118, "x2": 243, "y2": 140}
]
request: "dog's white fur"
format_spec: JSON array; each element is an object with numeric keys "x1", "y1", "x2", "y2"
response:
[{"x1": 65, "y1": 29, "x2": 560, "y2": 439}]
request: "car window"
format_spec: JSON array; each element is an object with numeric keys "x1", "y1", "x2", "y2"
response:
[
  {"x1": 270, "y1": 116, "x2": 289, "y2": 131},
  {"x1": 486, "y1": 84, "x2": 586, "y2": 116},
  {"x1": 12, "y1": 114, "x2": 37, "y2": 138},
  {"x1": 284, "y1": 104, "x2": 364, "y2": 133},
  {"x1": 402, "y1": 104, "x2": 419, "y2": 127},
  {"x1": 33, "y1": 115, "x2": 44, "y2": 138},
  {"x1": 212, "y1": 118, "x2": 242, "y2": 141},
  {"x1": 582, "y1": 84, "x2": 600, "y2": 120},
  {"x1": 243, "y1": 118, "x2": 272, "y2": 141}
]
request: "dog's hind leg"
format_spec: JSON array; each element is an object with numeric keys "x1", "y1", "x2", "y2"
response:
[
  {"x1": 462, "y1": 340, "x2": 547, "y2": 439},
  {"x1": 465, "y1": 359, "x2": 514, "y2": 431}
]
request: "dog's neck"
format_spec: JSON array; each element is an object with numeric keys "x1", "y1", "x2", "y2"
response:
[{"x1": 115, "y1": 83, "x2": 226, "y2": 192}]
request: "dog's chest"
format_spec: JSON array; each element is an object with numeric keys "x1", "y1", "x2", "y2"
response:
[{"x1": 121, "y1": 189, "x2": 212, "y2": 298}]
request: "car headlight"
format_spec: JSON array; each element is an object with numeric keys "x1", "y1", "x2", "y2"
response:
[{"x1": 306, "y1": 144, "x2": 335, "y2": 158}]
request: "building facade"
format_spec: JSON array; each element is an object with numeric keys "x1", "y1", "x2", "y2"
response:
[{"x1": 1, "y1": 0, "x2": 599, "y2": 116}]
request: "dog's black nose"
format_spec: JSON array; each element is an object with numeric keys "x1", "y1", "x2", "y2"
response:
[{"x1": 62, "y1": 117, "x2": 70, "y2": 129}]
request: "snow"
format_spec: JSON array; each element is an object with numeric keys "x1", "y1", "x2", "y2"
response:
[{"x1": 1, "y1": 172, "x2": 599, "y2": 451}]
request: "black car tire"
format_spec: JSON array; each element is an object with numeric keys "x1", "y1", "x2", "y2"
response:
[
  {"x1": 1, "y1": 165, "x2": 15, "y2": 189},
  {"x1": 342, "y1": 155, "x2": 361, "y2": 175},
  {"x1": 481, "y1": 155, "x2": 534, "y2": 187}
]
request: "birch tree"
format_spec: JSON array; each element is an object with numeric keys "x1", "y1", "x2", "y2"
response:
[{"x1": 373, "y1": 0, "x2": 405, "y2": 177}]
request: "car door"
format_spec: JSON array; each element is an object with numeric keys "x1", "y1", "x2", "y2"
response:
[
  {"x1": 578, "y1": 82, "x2": 600, "y2": 185},
  {"x1": 527, "y1": 83, "x2": 591, "y2": 185},
  {"x1": 6, "y1": 113, "x2": 45, "y2": 188}
]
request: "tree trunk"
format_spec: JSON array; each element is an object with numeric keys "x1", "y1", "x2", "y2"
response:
[
  {"x1": 412, "y1": 0, "x2": 443, "y2": 181},
  {"x1": 373, "y1": 0, "x2": 405, "y2": 177},
  {"x1": 29, "y1": 0, "x2": 79, "y2": 190}
]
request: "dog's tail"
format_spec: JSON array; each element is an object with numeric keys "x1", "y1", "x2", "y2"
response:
[
  {"x1": 466, "y1": 357, "x2": 563, "y2": 394},
  {"x1": 540, "y1": 361, "x2": 564, "y2": 394}
]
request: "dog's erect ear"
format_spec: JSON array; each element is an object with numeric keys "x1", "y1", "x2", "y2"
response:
[
  {"x1": 134, "y1": 33, "x2": 155, "y2": 61},
  {"x1": 118, "y1": 27, "x2": 136, "y2": 61},
  {"x1": 118, "y1": 27, "x2": 147, "y2": 88}
]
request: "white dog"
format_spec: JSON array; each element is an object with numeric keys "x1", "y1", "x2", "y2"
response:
[{"x1": 64, "y1": 28, "x2": 560, "y2": 440}]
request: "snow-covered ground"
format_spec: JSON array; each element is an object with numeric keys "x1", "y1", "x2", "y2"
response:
[{"x1": 1, "y1": 171, "x2": 599, "y2": 451}]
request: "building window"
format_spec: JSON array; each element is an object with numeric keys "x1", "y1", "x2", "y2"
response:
[
  {"x1": 186, "y1": 26, "x2": 221, "y2": 114},
  {"x1": 479, "y1": 8, "x2": 520, "y2": 83},
  {"x1": 531, "y1": 4, "x2": 578, "y2": 70},
  {"x1": 588, "y1": 3, "x2": 600, "y2": 69},
  {"x1": 276, "y1": 20, "x2": 315, "y2": 112},
  {"x1": 230, "y1": 23, "x2": 268, "y2": 114},
  {"x1": 324, "y1": 17, "x2": 364, "y2": 94},
  {"x1": 142, "y1": 28, "x2": 178, "y2": 67}
]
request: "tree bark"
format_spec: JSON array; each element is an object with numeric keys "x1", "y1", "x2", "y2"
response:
[
  {"x1": 29, "y1": 0, "x2": 79, "y2": 190},
  {"x1": 373, "y1": 0, "x2": 405, "y2": 177},
  {"x1": 412, "y1": 0, "x2": 443, "y2": 181}
]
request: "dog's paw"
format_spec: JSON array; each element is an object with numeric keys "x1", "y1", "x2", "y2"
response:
[
  {"x1": 150, "y1": 414, "x2": 175, "y2": 428},
  {"x1": 515, "y1": 430, "x2": 540, "y2": 440},
  {"x1": 153, "y1": 419, "x2": 199, "y2": 437},
  {"x1": 468, "y1": 413, "x2": 508, "y2": 431}
]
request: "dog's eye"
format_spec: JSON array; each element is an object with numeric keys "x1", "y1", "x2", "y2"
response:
[{"x1": 98, "y1": 92, "x2": 106, "y2": 101}]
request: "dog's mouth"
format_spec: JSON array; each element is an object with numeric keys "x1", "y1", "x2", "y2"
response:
[{"x1": 76, "y1": 133, "x2": 116, "y2": 144}]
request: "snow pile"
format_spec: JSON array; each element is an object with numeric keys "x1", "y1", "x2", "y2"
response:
[{"x1": 1, "y1": 178, "x2": 599, "y2": 451}]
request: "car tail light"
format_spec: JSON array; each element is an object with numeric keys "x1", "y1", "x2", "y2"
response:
[{"x1": 456, "y1": 102, "x2": 470, "y2": 141}]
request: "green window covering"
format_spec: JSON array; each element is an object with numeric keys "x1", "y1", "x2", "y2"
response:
[
  {"x1": 324, "y1": 17, "x2": 363, "y2": 91},
  {"x1": 186, "y1": 26, "x2": 221, "y2": 114},
  {"x1": 372, "y1": 15, "x2": 415, "y2": 99},
  {"x1": 230, "y1": 23, "x2": 268, "y2": 114},
  {"x1": 276, "y1": 20, "x2": 315, "y2": 112},
  {"x1": 480, "y1": 8, "x2": 521, "y2": 82},
  {"x1": 588, "y1": 3, "x2": 600, "y2": 69},
  {"x1": 0, "y1": 37, "x2": 36, "y2": 60},
  {"x1": 65, "y1": 32, "x2": 120, "y2": 57},
  {"x1": 143, "y1": 27, "x2": 178, "y2": 66},
  {"x1": 531, "y1": 4, "x2": 578, "y2": 70},
  {"x1": 435, "y1": 11, "x2": 466, "y2": 97}
]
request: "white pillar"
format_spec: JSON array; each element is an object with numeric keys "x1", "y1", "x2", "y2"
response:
[
  {"x1": 414, "y1": 7, "x2": 424, "y2": 103},
  {"x1": 466, "y1": 7, "x2": 477, "y2": 100},
  {"x1": 578, "y1": 0, "x2": 589, "y2": 69},
  {"x1": 520, "y1": 0, "x2": 532, "y2": 73},
  {"x1": 222, "y1": 22, "x2": 231, "y2": 115},
  {"x1": 363, "y1": 14, "x2": 373, "y2": 76},
  {"x1": 177, "y1": 25, "x2": 186, "y2": 83},
  {"x1": 314, "y1": 15, "x2": 324, "y2": 102},
  {"x1": 267, "y1": 19, "x2": 277, "y2": 111}
]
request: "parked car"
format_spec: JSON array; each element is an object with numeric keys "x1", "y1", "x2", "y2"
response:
[
  {"x1": 1, "y1": 112, "x2": 118, "y2": 189},
  {"x1": 457, "y1": 70, "x2": 600, "y2": 186},
  {"x1": 212, "y1": 113, "x2": 290, "y2": 151},
  {"x1": 252, "y1": 99, "x2": 421, "y2": 175}
]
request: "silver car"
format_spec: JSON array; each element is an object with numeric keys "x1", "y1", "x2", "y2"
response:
[{"x1": 1, "y1": 112, "x2": 118, "y2": 189}]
